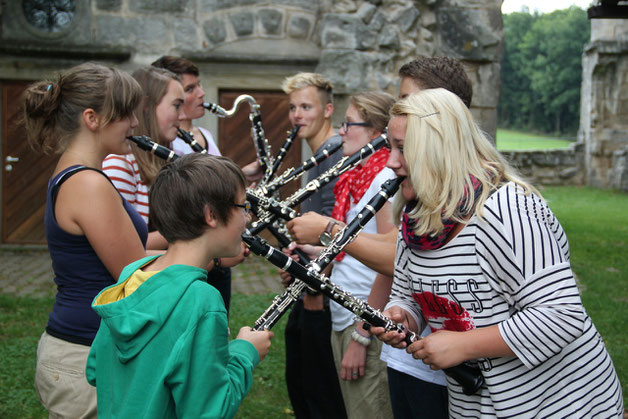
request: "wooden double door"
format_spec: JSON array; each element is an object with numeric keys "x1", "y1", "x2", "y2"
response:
[{"x1": 1, "y1": 83, "x2": 297, "y2": 245}]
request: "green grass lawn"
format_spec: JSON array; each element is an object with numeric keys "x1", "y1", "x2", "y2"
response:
[
  {"x1": 497, "y1": 128, "x2": 574, "y2": 150},
  {"x1": 1, "y1": 185, "x2": 626, "y2": 416}
]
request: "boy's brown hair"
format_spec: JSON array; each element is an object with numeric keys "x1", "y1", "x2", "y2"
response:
[
  {"x1": 399, "y1": 57, "x2": 473, "y2": 108},
  {"x1": 151, "y1": 55, "x2": 200, "y2": 77},
  {"x1": 149, "y1": 154, "x2": 247, "y2": 243}
]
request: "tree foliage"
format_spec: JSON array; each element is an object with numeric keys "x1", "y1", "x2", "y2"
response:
[{"x1": 499, "y1": 7, "x2": 590, "y2": 135}]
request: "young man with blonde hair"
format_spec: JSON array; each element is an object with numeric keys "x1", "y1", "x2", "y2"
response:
[{"x1": 280, "y1": 72, "x2": 346, "y2": 418}]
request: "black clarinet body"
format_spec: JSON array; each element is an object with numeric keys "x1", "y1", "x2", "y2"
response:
[
  {"x1": 177, "y1": 128, "x2": 207, "y2": 153},
  {"x1": 263, "y1": 126, "x2": 300, "y2": 185},
  {"x1": 248, "y1": 177, "x2": 402, "y2": 331},
  {"x1": 258, "y1": 141, "x2": 343, "y2": 196},
  {"x1": 128, "y1": 136, "x2": 179, "y2": 162},
  {"x1": 248, "y1": 135, "x2": 388, "y2": 236},
  {"x1": 243, "y1": 232, "x2": 484, "y2": 396},
  {"x1": 203, "y1": 95, "x2": 273, "y2": 175}
]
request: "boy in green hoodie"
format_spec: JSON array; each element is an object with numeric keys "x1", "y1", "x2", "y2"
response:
[{"x1": 86, "y1": 153, "x2": 274, "y2": 418}]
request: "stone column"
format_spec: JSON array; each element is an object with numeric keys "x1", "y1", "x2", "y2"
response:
[{"x1": 580, "y1": 19, "x2": 628, "y2": 190}]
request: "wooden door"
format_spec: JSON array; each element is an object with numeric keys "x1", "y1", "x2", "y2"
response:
[
  {"x1": 2, "y1": 80, "x2": 56, "y2": 244},
  {"x1": 218, "y1": 90, "x2": 301, "y2": 246},
  {"x1": 217, "y1": 90, "x2": 301, "y2": 200}
]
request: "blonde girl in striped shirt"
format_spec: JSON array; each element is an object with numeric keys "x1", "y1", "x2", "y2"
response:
[{"x1": 373, "y1": 88, "x2": 623, "y2": 418}]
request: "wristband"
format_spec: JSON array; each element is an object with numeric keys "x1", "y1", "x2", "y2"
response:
[
  {"x1": 213, "y1": 258, "x2": 221, "y2": 268},
  {"x1": 351, "y1": 328, "x2": 372, "y2": 346}
]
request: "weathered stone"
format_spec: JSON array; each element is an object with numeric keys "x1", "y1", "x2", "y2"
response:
[
  {"x1": 421, "y1": 9, "x2": 437, "y2": 29},
  {"x1": 203, "y1": 17, "x2": 227, "y2": 45},
  {"x1": 271, "y1": 0, "x2": 319, "y2": 12},
  {"x1": 414, "y1": 41, "x2": 436, "y2": 57},
  {"x1": 95, "y1": 16, "x2": 169, "y2": 49},
  {"x1": 559, "y1": 167, "x2": 579, "y2": 179},
  {"x1": 230, "y1": 11, "x2": 255, "y2": 37},
  {"x1": 317, "y1": 50, "x2": 374, "y2": 92},
  {"x1": 356, "y1": 3, "x2": 377, "y2": 24},
  {"x1": 502, "y1": 148, "x2": 584, "y2": 186},
  {"x1": 130, "y1": 0, "x2": 189, "y2": 13},
  {"x1": 393, "y1": 6, "x2": 420, "y2": 32},
  {"x1": 356, "y1": 28, "x2": 377, "y2": 50},
  {"x1": 368, "y1": 11, "x2": 386, "y2": 32},
  {"x1": 321, "y1": 14, "x2": 360, "y2": 49},
  {"x1": 95, "y1": 0, "x2": 122, "y2": 11},
  {"x1": 610, "y1": 148, "x2": 628, "y2": 191},
  {"x1": 330, "y1": 0, "x2": 359, "y2": 14},
  {"x1": 174, "y1": 18, "x2": 199, "y2": 47},
  {"x1": 200, "y1": 0, "x2": 262, "y2": 11},
  {"x1": 1, "y1": 0, "x2": 93, "y2": 44},
  {"x1": 421, "y1": 27, "x2": 433, "y2": 42},
  {"x1": 378, "y1": 27, "x2": 400, "y2": 50},
  {"x1": 437, "y1": 7, "x2": 502, "y2": 61},
  {"x1": 465, "y1": 62, "x2": 501, "y2": 108},
  {"x1": 287, "y1": 15, "x2": 311, "y2": 39},
  {"x1": 377, "y1": 72, "x2": 394, "y2": 90},
  {"x1": 366, "y1": 0, "x2": 382, "y2": 5},
  {"x1": 258, "y1": 9, "x2": 283, "y2": 35}
]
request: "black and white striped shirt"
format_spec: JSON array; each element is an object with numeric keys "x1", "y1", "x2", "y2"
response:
[{"x1": 389, "y1": 183, "x2": 623, "y2": 418}]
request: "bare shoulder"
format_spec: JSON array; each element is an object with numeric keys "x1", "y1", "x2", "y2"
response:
[{"x1": 61, "y1": 169, "x2": 119, "y2": 200}]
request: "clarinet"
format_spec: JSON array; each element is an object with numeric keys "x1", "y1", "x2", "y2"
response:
[
  {"x1": 243, "y1": 233, "x2": 484, "y2": 394},
  {"x1": 204, "y1": 95, "x2": 273, "y2": 177},
  {"x1": 248, "y1": 177, "x2": 403, "y2": 331},
  {"x1": 177, "y1": 128, "x2": 207, "y2": 153},
  {"x1": 284, "y1": 134, "x2": 388, "y2": 209},
  {"x1": 260, "y1": 126, "x2": 300, "y2": 187},
  {"x1": 246, "y1": 193, "x2": 310, "y2": 266},
  {"x1": 247, "y1": 189, "x2": 298, "y2": 223},
  {"x1": 248, "y1": 134, "x2": 388, "y2": 236},
  {"x1": 257, "y1": 141, "x2": 343, "y2": 196},
  {"x1": 128, "y1": 136, "x2": 178, "y2": 162}
]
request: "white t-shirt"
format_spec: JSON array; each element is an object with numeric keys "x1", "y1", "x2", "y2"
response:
[
  {"x1": 380, "y1": 328, "x2": 447, "y2": 386},
  {"x1": 329, "y1": 167, "x2": 395, "y2": 332},
  {"x1": 171, "y1": 127, "x2": 220, "y2": 156}
]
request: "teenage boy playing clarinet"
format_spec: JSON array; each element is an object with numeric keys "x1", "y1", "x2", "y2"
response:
[{"x1": 86, "y1": 153, "x2": 273, "y2": 418}]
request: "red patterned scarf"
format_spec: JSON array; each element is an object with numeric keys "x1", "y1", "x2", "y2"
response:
[
  {"x1": 331, "y1": 147, "x2": 390, "y2": 261},
  {"x1": 402, "y1": 175, "x2": 482, "y2": 250}
]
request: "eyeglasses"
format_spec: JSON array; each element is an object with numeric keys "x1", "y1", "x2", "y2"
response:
[
  {"x1": 233, "y1": 201, "x2": 251, "y2": 214},
  {"x1": 340, "y1": 121, "x2": 371, "y2": 131}
]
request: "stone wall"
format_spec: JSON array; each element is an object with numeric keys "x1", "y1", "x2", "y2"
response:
[
  {"x1": 0, "y1": 0, "x2": 503, "y2": 140},
  {"x1": 316, "y1": 0, "x2": 503, "y2": 137},
  {"x1": 502, "y1": 143, "x2": 585, "y2": 187}
]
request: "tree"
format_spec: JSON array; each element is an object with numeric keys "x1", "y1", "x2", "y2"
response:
[
  {"x1": 499, "y1": 7, "x2": 590, "y2": 135},
  {"x1": 499, "y1": 11, "x2": 538, "y2": 129}
]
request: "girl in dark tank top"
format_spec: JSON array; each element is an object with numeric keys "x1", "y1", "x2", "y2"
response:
[{"x1": 23, "y1": 62, "x2": 149, "y2": 418}]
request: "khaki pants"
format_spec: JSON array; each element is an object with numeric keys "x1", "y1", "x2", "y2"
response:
[
  {"x1": 35, "y1": 331, "x2": 97, "y2": 419},
  {"x1": 331, "y1": 327, "x2": 393, "y2": 419}
]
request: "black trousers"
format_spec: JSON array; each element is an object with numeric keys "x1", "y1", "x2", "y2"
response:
[
  {"x1": 387, "y1": 367, "x2": 448, "y2": 419},
  {"x1": 206, "y1": 267, "x2": 232, "y2": 315},
  {"x1": 285, "y1": 298, "x2": 346, "y2": 419}
]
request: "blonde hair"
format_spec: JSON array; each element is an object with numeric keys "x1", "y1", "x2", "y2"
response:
[
  {"x1": 23, "y1": 63, "x2": 142, "y2": 154},
  {"x1": 350, "y1": 91, "x2": 396, "y2": 133},
  {"x1": 131, "y1": 66, "x2": 180, "y2": 185},
  {"x1": 282, "y1": 72, "x2": 333, "y2": 105},
  {"x1": 391, "y1": 88, "x2": 539, "y2": 236}
]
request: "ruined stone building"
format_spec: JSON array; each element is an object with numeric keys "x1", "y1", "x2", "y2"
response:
[
  {"x1": 0, "y1": 0, "x2": 503, "y2": 244},
  {"x1": 1, "y1": 1, "x2": 626, "y2": 248}
]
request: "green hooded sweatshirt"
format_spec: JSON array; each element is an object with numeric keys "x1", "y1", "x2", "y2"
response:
[{"x1": 86, "y1": 256, "x2": 259, "y2": 418}]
